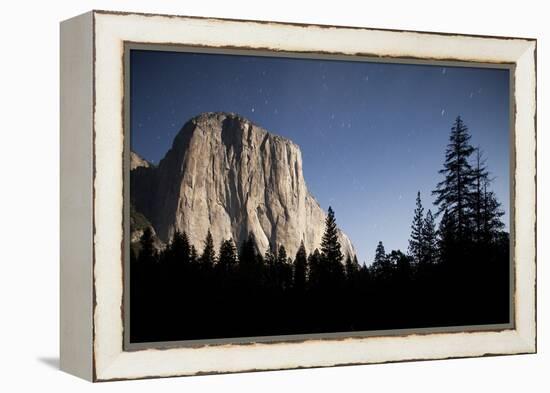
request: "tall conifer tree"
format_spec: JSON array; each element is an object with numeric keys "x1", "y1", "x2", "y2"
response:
[
  {"x1": 321, "y1": 206, "x2": 344, "y2": 265},
  {"x1": 217, "y1": 239, "x2": 237, "y2": 273},
  {"x1": 264, "y1": 244, "x2": 277, "y2": 267},
  {"x1": 169, "y1": 230, "x2": 190, "y2": 265},
  {"x1": 374, "y1": 241, "x2": 386, "y2": 264},
  {"x1": 307, "y1": 249, "x2": 322, "y2": 289},
  {"x1": 239, "y1": 233, "x2": 258, "y2": 268},
  {"x1": 371, "y1": 241, "x2": 390, "y2": 278},
  {"x1": 422, "y1": 209, "x2": 437, "y2": 266},
  {"x1": 433, "y1": 116, "x2": 475, "y2": 239},
  {"x1": 408, "y1": 191, "x2": 425, "y2": 265},
  {"x1": 293, "y1": 241, "x2": 308, "y2": 291},
  {"x1": 277, "y1": 245, "x2": 292, "y2": 290},
  {"x1": 470, "y1": 148, "x2": 490, "y2": 241},
  {"x1": 200, "y1": 230, "x2": 216, "y2": 269},
  {"x1": 481, "y1": 184, "x2": 505, "y2": 242}
]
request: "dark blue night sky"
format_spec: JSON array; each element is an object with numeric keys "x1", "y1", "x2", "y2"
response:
[{"x1": 130, "y1": 49, "x2": 510, "y2": 264}]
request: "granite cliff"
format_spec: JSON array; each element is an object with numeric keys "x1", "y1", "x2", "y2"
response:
[{"x1": 131, "y1": 112, "x2": 356, "y2": 259}]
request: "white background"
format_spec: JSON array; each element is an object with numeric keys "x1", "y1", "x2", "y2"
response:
[{"x1": 0, "y1": 0, "x2": 546, "y2": 391}]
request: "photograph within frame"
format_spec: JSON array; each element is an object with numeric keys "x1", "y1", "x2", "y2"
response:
[{"x1": 123, "y1": 43, "x2": 515, "y2": 350}]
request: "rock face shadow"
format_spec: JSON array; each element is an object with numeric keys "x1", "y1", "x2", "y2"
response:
[{"x1": 37, "y1": 356, "x2": 59, "y2": 370}]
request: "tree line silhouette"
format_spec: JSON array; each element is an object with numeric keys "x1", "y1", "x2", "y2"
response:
[{"x1": 130, "y1": 116, "x2": 510, "y2": 343}]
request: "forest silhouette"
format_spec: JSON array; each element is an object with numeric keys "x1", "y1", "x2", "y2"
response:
[{"x1": 130, "y1": 116, "x2": 510, "y2": 343}]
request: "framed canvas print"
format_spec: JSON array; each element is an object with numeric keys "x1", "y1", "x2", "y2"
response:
[{"x1": 60, "y1": 10, "x2": 537, "y2": 381}]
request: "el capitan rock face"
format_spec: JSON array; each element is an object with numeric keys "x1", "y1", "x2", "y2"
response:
[{"x1": 131, "y1": 112, "x2": 356, "y2": 259}]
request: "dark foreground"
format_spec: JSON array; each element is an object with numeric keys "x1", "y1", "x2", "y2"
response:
[{"x1": 129, "y1": 232, "x2": 509, "y2": 343}]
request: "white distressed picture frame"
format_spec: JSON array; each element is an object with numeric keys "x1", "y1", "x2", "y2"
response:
[{"x1": 60, "y1": 10, "x2": 536, "y2": 381}]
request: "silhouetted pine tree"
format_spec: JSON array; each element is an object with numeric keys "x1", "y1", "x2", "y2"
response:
[
  {"x1": 277, "y1": 245, "x2": 293, "y2": 291},
  {"x1": 481, "y1": 184, "x2": 505, "y2": 243},
  {"x1": 408, "y1": 191, "x2": 425, "y2": 265},
  {"x1": 138, "y1": 227, "x2": 157, "y2": 265},
  {"x1": 437, "y1": 209, "x2": 456, "y2": 264},
  {"x1": 389, "y1": 250, "x2": 412, "y2": 280},
  {"x1": 374, "y1": 241, "x2": 386, "y2": 262},
  {"x1": 320, "y1": 206, "x2": 345, "y2": 283},
  {"x1": 371, "y1": 241, "x2": 390, "y2": 278},
  {"x1": 421, "y1": 209, "x2": 437, "y2": 266},
  {"x1": 238, "y1": 234, "x2": 263, "y2": 286},
  {"x1": 307, "y1": 249, "x2": 322, "y2": 290},
  {"x1": 468, "y1": 147, "x2": 505, "y2": 252},
  {"x1": 217, "y1": 239, "x2": 237, "y2": 274},
  {"x1": 263, "y1": 244, "x2": 277, "y2": 289},
  {"x1": 256, "y1": 252, "x2": 265, "y2": 271},
  {"x1": 189, "y1": 245, "x2": 198, "y2": 265},
  {"x1": 433, "y1": 116, "x2": 475, "y2": 240},
  {"x1": 200, "y1": 230, "x2": 216, "y2": 270},
  {"x1": 359, "y1": 263, "x2": 371, "y2": 284},
  {"x1": 293, "y1": 241, "x2": 308, "y2": 292},
  {"x1": 277, "y1": 244, "x2": 288, "y2": 265},
  {"x1": 264, "y1": 244, "x2": 277, "y2": 267},
  {"x1": 239, "y1": 234, "x2": 259, "y2": 269},
  {"x1": 470, "y1": 148, "x2": 490, "y2": 241},
  {"x1": 321, "y1": 206, "x2": 344, "y2": 265},
  {"x1": 168, "y1": 230, "x2": 190, "y2": 265},
  {"x1": 345, "y1": 254, "x2": 359, "y2": 280}
]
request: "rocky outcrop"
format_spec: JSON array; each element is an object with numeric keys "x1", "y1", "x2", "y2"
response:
[
  {"x1": 130, "y1": 151, "x2": 151, "y2": 170},
  {"x1": 131, "y1": 112, "x2": 356, "y2": 259},
  {"x1": 130, "y1": 205, "x2": 164, "y2": 250}
]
